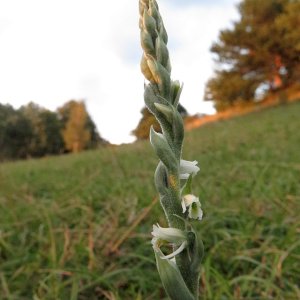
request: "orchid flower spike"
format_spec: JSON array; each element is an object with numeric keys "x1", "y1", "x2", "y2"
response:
[
  {"x1": 180, "y1": 159, "x2": 200, "y2": 180},
  {"x1": 182, "y1": 194, "x2": 203, "y2": 220},
  {"x1": 151, "y1": 224, "x2": 188, "y2": 260},
  {"x1": 139, "y1": 1, "x2": 204, "y2": 297}
]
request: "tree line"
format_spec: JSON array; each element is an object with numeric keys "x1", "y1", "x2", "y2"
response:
[
  {"x1": 133, "y1": 0, "x2": 300, "y2": 138},
  {"x1": 0, "y1": 100, "x2": 107, "y2": 161},
  {"x1": 205, "y1": 0, "x2": 300, "y2": 111}
]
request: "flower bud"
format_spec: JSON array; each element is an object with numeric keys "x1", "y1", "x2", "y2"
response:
[
  {"x1": 156, "y1": 63, "x2": 171, "y2": 98},
  {"x1": 156, "y1": 35, "x2": 170, "y2": 70},
  {"x1": 172, "y1": 109, "x2": 184, "y2": 150},
  {"x1": 150, "y1": 127, "x2": 178, "y2": 173},
  {"x1": 146, "y1": 56, "x2": 160, "y2": 84},
  {"x1": 143, "y1": 10, "x2": 157, "y2": 37},
  {"x1": 158, "y1": 20, "x2": 168, "y2": 44},
  {"x1": 141, "y1": 55, "x2": 155, "y2": 82},
  {"x1": 154, "y1": 162, "x2": 169, "y2": 194},
  {"x1": 144, "y1": 84, "x2": 159, "y2": 113},
  {"x1": 140, "y1": 31, "x2": 155, "y2": 56},
  {"x1": 146, "y1": 56, "x2": 171, "y2": 98},
  {"x1": 171, "y1": 80, "x2": 183, "y2": 106},
  {"x1": 139, "y1": 0, "x2": 146, "y2": 16},
  {"x1": 149, "y1": 0, "x2": 159, "y2": 20},
  {"x1": 154, "y1": 102, "x2": 173, "y2": 123}
]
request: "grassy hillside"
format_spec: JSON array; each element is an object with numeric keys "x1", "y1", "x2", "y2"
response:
[{"x1": 0, "y1": 102, "x2": 299, "y2": 300}]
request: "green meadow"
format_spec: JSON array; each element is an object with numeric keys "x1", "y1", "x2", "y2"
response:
[{"x1": 0, "y1": 102, "x2": 299, "y2": 300}]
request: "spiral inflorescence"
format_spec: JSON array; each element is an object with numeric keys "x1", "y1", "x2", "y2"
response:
[{"x1": 139, "y1": 1, "x2": 204, "y2": 299}]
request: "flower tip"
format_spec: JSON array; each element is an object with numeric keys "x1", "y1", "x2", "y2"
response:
[{"x1": 180, "y1": 159, "x2": 200, "y2": 179}]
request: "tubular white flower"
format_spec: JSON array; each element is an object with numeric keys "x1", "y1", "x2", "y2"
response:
[
  {"x1": 151, "y1": 224, "x2": 188, "y2": 260},
  {"x1": 181, "y1": 194, "x2": 203, "y2": 220},
  {"x1": 152, "y1": 224, "x2": 186, "y2": 243},
  {"x1": 180, "y1": 159, "x2": 200, "y2": 180}
]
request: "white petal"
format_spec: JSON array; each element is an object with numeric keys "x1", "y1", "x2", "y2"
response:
[
  {"x1": 180, "y1": 159, "x2": 200, "y2": 177},
  {"x1": 179, "y1": 173, "x2": 189, "y2": 180},
  {"x1": 161, "y1": 241, "x2": 187, "y2": 260},
  {"x1": 188, "y1": 202, "x2": 203, "y2": 220},
  {"x1": 152, "y1": 224, "x2": 186, "y2": 244},
  {"x1": 181, "y1": 198, "x2": 187, "y2": 213},
  {"x1": 151, "y1": 237, "x2": 160, "y2": 252},
  {"x1": 170, "y1": 257, "x2": 176, "y2": 264},
  {"x1": 182, "y1": 194, "x2": 198, "y2": 207}
]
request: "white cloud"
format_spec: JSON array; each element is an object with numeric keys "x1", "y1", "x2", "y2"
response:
[{"x1": 0, "y1": 0, "x2": 239, "y2": 144}]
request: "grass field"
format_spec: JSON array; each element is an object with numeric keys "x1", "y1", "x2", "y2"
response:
[{"x1": 0, "y1": 102, "x2": 300, "y2": 300}]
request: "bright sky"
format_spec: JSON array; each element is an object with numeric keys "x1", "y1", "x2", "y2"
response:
[{"x1": 0, "y1": 0, "x2": 239, "y2": 144}]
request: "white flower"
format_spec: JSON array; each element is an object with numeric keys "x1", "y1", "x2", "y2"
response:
[
  {"x1": 152, "y1": 224, "x2": 186, "y2": 242},
  {"x1": 179, "y1": 159, "x2": 200, "y2": 180},
  {"x1": 151, "y1": 224, "x2": 187, "y2": 260},
  {"x1": 181, "y1": 194, "x2": 203, "y2": 220}
]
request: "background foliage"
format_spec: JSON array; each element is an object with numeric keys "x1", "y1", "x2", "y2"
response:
[
  {"x1": 0, "y1": 102, "x2": 299, "y2": 299},
  {"x1": 0, "y1": 101, "x2": 106, "y2": 161},
  {"x1": 205, "y1": 0, "x2": 300, "y2": 111}
]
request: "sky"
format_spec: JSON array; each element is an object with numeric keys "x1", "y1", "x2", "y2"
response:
[{"x1": 0, "y1": 0, "x2": 240, "y2": 144}]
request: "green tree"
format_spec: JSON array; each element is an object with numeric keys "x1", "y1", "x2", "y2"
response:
[
  {"x1": 85, "y1": 113, "x2": 108, "y2": 148},
  {"x1": 20, "y1": 102, "x2": 64, "y2": 156},
  {"x1": 0, "y1": 104, "x2": 34, "y2": 160},
  {"x1": 205, "y1": 70, "x2": 259, "y2": 111},
  {"x1": 0, "y1": 104, "x2": 15, "y2": 142},
  {"x1": 20, "y1": 102, "x2": 49, "y2": 156},
  {"x1": 274, "y1": 0, "x2": 300, "y2": 84},
  {"x1": 39, "y1": 110, "x2": 65, "y2": 155},
  {"x1": 0, "y1": 100, "x2": 104, "y2": 160},
  {"x1": 205, "y1": 0, "x2": 300, "y2": 111}
]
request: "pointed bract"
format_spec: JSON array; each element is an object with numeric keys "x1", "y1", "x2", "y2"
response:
[
  {"x1": 150, "y1": 127, "x2": 178, "y2": 173},
  {"x1": 154, "y1": 251, "x2": 195, "y2": 300}
]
